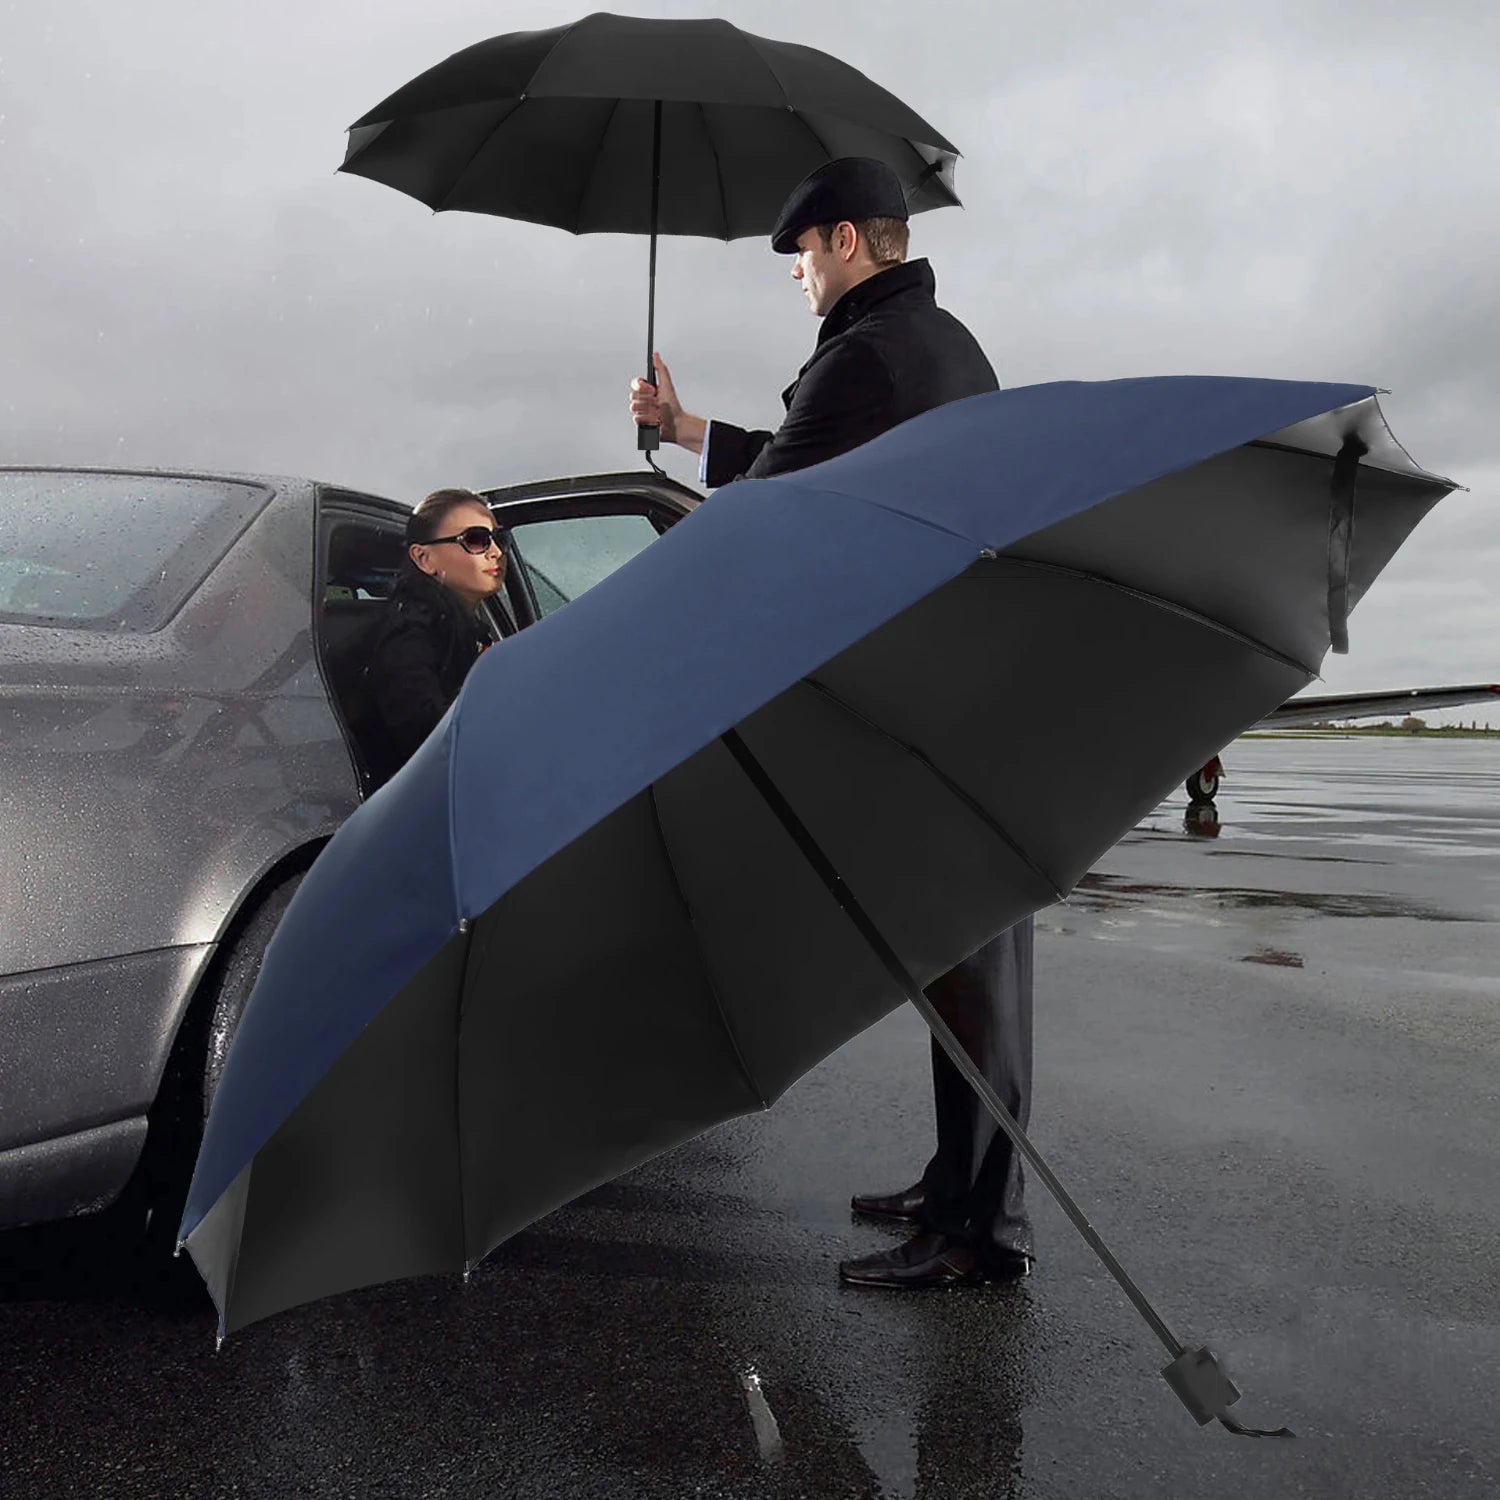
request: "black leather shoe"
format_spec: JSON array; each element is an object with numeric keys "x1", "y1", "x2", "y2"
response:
[
  {"x1": 849, "y1": 1182, "x2": 929, "y2": 1222},
  {"x1": 838, "y1": 1231, "x2": 1032, "y2": 1289}
]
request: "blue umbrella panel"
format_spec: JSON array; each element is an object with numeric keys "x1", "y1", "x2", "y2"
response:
[{"x1": 181, "y1": 378, "x2": 1453, "y2": 1408}]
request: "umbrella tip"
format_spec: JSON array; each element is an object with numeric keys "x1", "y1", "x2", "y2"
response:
[{"x1": 1160, "y1": 1345, "x2": 1292, "y2": 1435}]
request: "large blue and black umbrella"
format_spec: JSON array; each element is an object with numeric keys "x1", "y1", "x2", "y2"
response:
[{"x1": 180, "y1": 376, "x2": 1452, "y2": 1425}]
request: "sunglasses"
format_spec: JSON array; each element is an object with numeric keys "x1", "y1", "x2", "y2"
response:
[{"x1": 426, "y1": 526, "x2": 504, "y2": 555}]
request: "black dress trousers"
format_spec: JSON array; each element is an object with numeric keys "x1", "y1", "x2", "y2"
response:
[{"x1": 918, "y1": 916, "x2": 1034, "y2": 1258}]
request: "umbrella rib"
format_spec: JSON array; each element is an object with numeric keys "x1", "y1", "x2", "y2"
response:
[
  {"x1": 794, "y1": 678, "x2": 1067, "y2": 903},
  {"x1": 735, "y1": 32, "x2": 795, "y2": 109},
  {"x1": 646, "y1": 783, "x2": 769, "y2": 1109},
  {"x1": 1249, "y1": 436, "x2": 1454, "y2": 488},
  {"x1": 787, "y1": 105, "x2": 837, "y2": 167},
  {"x1": 221, "y1": 1163, "x2": 251, "y2": 1346},
  {"x1": 432, "y1": 97, "x2": 527, "y2": 214},
  {"x1": 574, "y1": 95, "x2": 626, "y2": 234},
  {"x1": 985, "y1": 556, "x2": 1318, "y2": 676},
  {"x1": 696, "y1": 101, "x2": 732, "y2": 242},
  {"x1": 432, "y1": 13, "x2": 588, "y2": 214},
  {"x1": 453, "y1": 926, "x2": 477, "y2": 1272},
  {"x1": 447, "y1": 702, "x2": 474, "y2": 1271}
]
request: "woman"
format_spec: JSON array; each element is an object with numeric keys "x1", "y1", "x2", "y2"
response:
[{"x1": 363, "y1": 487, "x2": 506, "y2": 789}]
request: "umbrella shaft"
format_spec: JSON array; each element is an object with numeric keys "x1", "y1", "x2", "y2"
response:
[
  {"x1": 905, "y1": 990, "x2": 1181, "y2": 1357},
  {"x1": 717, "y1": 727, "x2": 1184, "y2": 1360},
  {"x1": 645, "y1": 99, "x2": 662, "y2": 383}
]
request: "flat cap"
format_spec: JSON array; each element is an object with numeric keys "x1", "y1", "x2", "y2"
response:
[{"x1": 770, "y1": 157, "x2": 909, "y2": 254}]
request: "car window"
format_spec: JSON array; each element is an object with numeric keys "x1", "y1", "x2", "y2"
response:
[
  {"x1": 0, "y1": 470, "x2": 271, "y2": 631},
  {"x1": 323, "y1": 517, "x2": 406, "y2": 603},
  {"x1": 506, "y1": 511, "x2": 662, "y2": 618}
]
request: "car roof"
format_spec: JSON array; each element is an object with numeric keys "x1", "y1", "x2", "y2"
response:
[
  {"x1": 0, "y1": 463, "x2": 415, "y2": 522},
  {"x1": 0, "y1": 462, "x2": 316, "y2": 488},
  {"x1": 1, "y1": 465, "x2": 700, "y2": 509},
  {"x1": 481, "y1": 469, "x2": 702, "y2": 510}
]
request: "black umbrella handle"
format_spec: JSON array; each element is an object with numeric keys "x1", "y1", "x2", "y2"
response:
[{"x1": 638, "y1": 100, "x2": 663, "y2": 456}]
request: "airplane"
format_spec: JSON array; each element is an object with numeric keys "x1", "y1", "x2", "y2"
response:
[{"x1": 1185, "y1": 683, "x2": 1500, "y2": 803}]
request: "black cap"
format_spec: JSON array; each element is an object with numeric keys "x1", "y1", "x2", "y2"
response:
[{"x1": 770, "y1": 157, "x2": 909, "y2": 254}]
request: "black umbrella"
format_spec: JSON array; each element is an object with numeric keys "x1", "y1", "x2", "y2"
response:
[{"x1": 337, "y1": 12, "x2": 961, "y2": 453}]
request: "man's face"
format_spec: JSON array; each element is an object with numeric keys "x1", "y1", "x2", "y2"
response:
[{"x1": 790, "y1": 225, "x2": 852, "y2": 317}]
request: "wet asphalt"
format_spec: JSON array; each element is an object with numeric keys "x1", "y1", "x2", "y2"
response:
[{"x1": 3, "y1": 733, "x2": 1498, "y2": 1499}]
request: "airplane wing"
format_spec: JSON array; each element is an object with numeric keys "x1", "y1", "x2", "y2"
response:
[{"x1": 1260, "y1": 684, "x2": 1500, "y2": 729}]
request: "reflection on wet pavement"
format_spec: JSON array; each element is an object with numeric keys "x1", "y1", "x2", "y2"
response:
[
  {"x1": 1067, "y1": 870, "x2": 1487, "y2": 925},
  {"x1": 1145, "y1": 734, "x2": 1500, "y2": 861},
  {"x1": 1182, "y1": 804, "x2": 1220, "y2": 838},
  {"x1": 738, "y1": 1367, "x2": 785, "y2": 1465},
  {"x1": 1052, "y1": 740, "x2": 1500, "y2": 962},
  {"x1": 1240, "y1": 949, "x2": 1305, "y2": 968}
]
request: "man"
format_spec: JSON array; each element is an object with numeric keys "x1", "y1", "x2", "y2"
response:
[{"x1": 629, "y1": 157, "x2": 1035, "y2": 1288}]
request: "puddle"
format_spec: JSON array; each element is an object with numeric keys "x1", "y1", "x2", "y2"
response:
[
  {"x1": 738, "y1": 1367, "x2": 784, "y2": 1465},
  {"x1": 1241, "y1": 948, "x2": 1306, "y2": 968},
  {"x1": 1203, "y1": 849, "x2": 1388, "y2": 867},
  {"x1": 1068, "y1": 872, "x2": 1488, "y2": 924}
]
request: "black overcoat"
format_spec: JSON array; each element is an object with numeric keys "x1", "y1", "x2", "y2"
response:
[
  {"x1": 703, "y1": 258, "x2": 998, "y2": 486},
  {"x1": 361, "y1": 570, "x2": 490, "y2": 790},
  {"x1": 704, "y1": 255, "x2": 1033, "y2": 1257}
]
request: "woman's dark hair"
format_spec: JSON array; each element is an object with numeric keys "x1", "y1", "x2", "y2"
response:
[{"x1": 404, "y1": 487, "x2": 489, "y2": 547}]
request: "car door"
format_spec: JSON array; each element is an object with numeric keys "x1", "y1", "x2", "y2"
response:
[{"x1": 480, "y1": 472, "x2": 701, "y2": 627}]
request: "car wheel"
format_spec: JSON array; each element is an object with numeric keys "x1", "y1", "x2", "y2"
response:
[{"x1": 133, "y1": 868, "x2": 307, "y2": 1276}]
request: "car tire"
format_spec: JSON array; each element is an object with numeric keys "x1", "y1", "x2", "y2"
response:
[{"x1": 131, "y1": 868, "x2": 307, "y2": 1284}]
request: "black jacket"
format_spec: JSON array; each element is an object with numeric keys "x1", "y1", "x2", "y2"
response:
[
  {"x1": 362, "y1": 569, "x2": 491, "y2": 789},
  {"x1": 703, "y1": 258, "x2": 998, "y2": 486}
]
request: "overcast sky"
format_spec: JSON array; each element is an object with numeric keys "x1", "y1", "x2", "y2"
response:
[{"x1": 3, "y1": 0, "x2": 1496, "y2": 719}]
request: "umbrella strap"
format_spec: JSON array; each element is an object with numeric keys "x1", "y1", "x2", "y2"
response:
[
  {"x1": 909, "y1": 158, "x2": 945, "y2": 196},
  {"x1": 719, "y1": 726, "x2": 1294, "y2": 1438},
  {"x1": 1327, "y1": 435, "x2": 1368, "y2": 655}
]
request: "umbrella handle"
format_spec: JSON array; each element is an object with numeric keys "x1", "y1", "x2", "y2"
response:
[{"x1": 637, "y1": 331, "x2": 659, "y2": 451}]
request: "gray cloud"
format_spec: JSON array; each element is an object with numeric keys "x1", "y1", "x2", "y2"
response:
[{"x1": 3, "y1": 0, "x2": 1496, "y2": 716}]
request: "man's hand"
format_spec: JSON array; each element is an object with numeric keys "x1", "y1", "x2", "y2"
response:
[{"x1": 630, "y1": 353, "x2": 706, "y2": 454}]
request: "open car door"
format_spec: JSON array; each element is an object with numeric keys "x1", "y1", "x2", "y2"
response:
[{"x1": 478, "y1": 471, "x2": 701, "y2": 629}]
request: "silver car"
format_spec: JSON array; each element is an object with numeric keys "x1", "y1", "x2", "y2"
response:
[{"x1": 0, "y1": 465, "x2": 699, "y2": 1245}]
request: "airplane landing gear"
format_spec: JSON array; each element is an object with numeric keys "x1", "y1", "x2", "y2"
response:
[{"x1": 1186, "y1": 756, "x2": 1223, "y2": 805}]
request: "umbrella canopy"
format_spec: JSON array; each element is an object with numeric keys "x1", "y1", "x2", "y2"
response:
[
  {"x1": 181, "y1": 376, "x2": 1453, "y2": 1339},
  {"x1": 338, "y1": 12, "x2": 960, "y2": 236},
  {"x1": 336, "y1": 12, "x2": 962, "y2": 451}
]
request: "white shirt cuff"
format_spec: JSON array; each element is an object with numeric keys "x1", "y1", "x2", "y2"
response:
[{"x1": 698, "y1": 420, "x2": 713, "y2": 487}]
